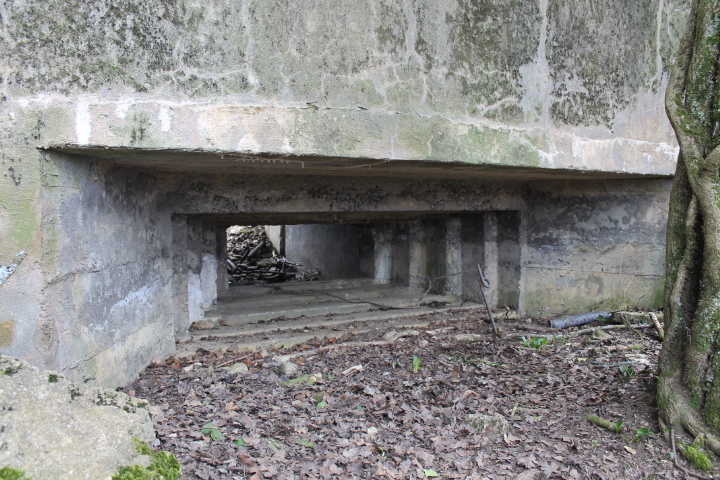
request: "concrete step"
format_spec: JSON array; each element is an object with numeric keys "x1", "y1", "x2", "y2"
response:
[
  {"x1": 209, "y1": 292, "x2": 335, "y2": 312},
  {"x1": 217, "y1": 278, "x2": 378, "y2": 299},
  {"x1": 207, "y1": 282, "x2": 457, "y2": 325},
  {"x1": 177, "y1": 303, "x2": 488, "y2": 357},
  {"x1": 207, "y1": 301, "x2": 376, "y2": 326}
]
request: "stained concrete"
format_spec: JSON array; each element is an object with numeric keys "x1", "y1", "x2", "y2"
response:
[
  {"x1": 0, "y1": 355, "x2": 155, "y2": 479},
  {"x1": 177, "y1": 279, "x2": 475, "y2": 356},
  {"x1": 0, "y1": 0, "x2": 686, "y2": 387}
]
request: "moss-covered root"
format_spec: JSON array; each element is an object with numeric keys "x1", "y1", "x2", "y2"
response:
[
  {"x1": 112, "y1": 440, "x2": 182, "y2": 480},
  {"x1": 683, "y1": 439, "x2": 714, "y2": 472},
  {"x1": 587, "y1": 415, "x2": 624, "y2": 433},
  {"x1": 659, "y1": 375, "x2": 720, "y2": 456}
]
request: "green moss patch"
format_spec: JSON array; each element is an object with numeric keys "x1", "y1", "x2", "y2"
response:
[
  {"x1": 682, "y1": 445, "x2": 713, "y2": 472},
  {"x1": 0, "y1": 467, "x2": 30, "y2": 480},
  {"x1": 112, "y1": 440, "x2": 181, "y2": 480}
]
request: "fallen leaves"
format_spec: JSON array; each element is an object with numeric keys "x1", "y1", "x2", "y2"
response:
[{"x1": 123, "y1": 310, "x2": 676, "y2": 479}]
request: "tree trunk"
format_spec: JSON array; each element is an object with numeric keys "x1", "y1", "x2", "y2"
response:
[{"x1": 658, "y1": 0, "x2": 720, "y2": 454}]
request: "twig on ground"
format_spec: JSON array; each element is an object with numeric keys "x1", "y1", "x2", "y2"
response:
[
  {"x1": 571, "y1": 324, "x2": 651, "y2": 337},
  {"x1": 620, "y1": 312, "x2": 645, "y2": 341},
  {"x1": 650, "y1": 312, "x2": 665, "y2": 341}
]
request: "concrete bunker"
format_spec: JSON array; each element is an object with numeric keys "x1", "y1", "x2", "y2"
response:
[
  {"x1": 0, "y1": 146, "x2": 672, "y2": 388},
  {"x1": 175, "y1": 212, "x2": 523, "y2": 332}
]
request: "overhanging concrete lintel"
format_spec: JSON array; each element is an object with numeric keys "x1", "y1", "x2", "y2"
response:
[{"x1": 45, "y1": 144, "x2": 673, "y2": 181}]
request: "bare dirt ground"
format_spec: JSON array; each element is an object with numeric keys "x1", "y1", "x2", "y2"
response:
[{"x1": 122, "y1": 309, "x2": 706, "y2": 479}]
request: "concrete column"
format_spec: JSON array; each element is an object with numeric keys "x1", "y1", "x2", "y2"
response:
[
  {"x1": 461, "y1": 214, "x2": 485, "y2": 302},
  {"x1": 483, "y1": 213, "x2": 499, "y2": 307},
  {"x1": 373, "y1": 225, "x2": 392, "y2": 284},
  {"x1": 215, "y1": 227, "x2": 228, "y2": 293},
  {"x1": 445, "y1": 217, "x2": 462, "y2": 296},
  {"x1": 408, "y1": 220, "x2": 427, "y2": 290},
  {"x1": 171, "y1": 215, "x2": 190, "y2": 337},
  {"x1": 517, "y1": 209, "x2": 528, "y2": 314},
  {"x1": 497, "y1": 211, "x2": 521, "y2": 308},
  {"x1": 265, "y1": 225, "x2": 285, "y2": 255}
]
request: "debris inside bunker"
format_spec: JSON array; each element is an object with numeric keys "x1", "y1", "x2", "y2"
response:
[
  {"x1": 226, "y1": 226, "x2": 318, "y2": 285},
  {"x1": 123, "y1": 309, "x2": 704, "y2": 479}
]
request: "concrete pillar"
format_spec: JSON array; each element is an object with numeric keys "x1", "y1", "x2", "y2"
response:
[
  {"x1": 517, "y1": 209, "x2": 528, "y2": 314},
  {"x1": 373, "y1": 225, "x2": 392, "y2": 284},
  {"x1": 483, "y1": 213, "x2": 499, "y2": 307},
  {"x1": 461, "y1": 214, "x2": 485, "y2": 302},
  {"x1": 445, "y1": 217, "x2": 462, "y2": 296},
  {"x1": 171, "y1": 215, "x2": 190, "y2": 337},
  {"x1": 497, "y1": 211, "x2": 521, "y2": 308},
  {"x1": 265, "y1": 225, "x2": 285, "y2": 255},
  {"x1": 408, "y1": 220, "x2": 427, "y2": 290},
  {"x1": 215, "y1": 227, "x2": 228, "y2": 293},
  {"x1": 285, "y1": 224, "x2": 361, "y2": 279}
]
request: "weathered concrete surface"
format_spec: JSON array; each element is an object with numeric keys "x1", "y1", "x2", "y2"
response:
[
  {"x1": 0, "y1": 0, "x2": 687, "y2": 386},
  {"x1": 0, "y1": 355, "x2": 155, "y2": 479},
  {"x1": 0, "y1": 0, "x2": 685, "y2": 173}
]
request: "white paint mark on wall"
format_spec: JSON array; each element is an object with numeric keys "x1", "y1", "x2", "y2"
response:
[
  {"x1": 75, "y1": 102, "x2": 92, "y2": 145},
  {"x1": 237, "y1": 134, "x2": 260, "y2": 152},
  {"x1": 200, "y1": 253, "x2": 218, "y2": 309},
  {"x1": 109, "y1": 280, "x2": 159, "y2": 315},
  {"x1": 187, "y1": 273, "x2": 204, "y2": 324},
  {"x1": 116, "y1": 102, "x2": 131, "y2": 119},
  {"x1": 518, "y1": 0, "x2": 552, "y2": 126},
  {"x1": 0, "y1": 251, "x2": 27, "y2": 286},
  {"x1": 158, "y1": 106, "x2": 173, "y2": 132}
]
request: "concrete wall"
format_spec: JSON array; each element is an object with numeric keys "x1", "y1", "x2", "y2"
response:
[
  {"x1": 285, "y1": 224, "x2": 362, "y2": 280},
  {"x1": 0, "y1": 0, "x2": 687, "y2": 386}
]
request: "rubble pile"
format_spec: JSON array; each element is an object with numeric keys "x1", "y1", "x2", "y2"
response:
[{"x1": 226, "y1": 226, "x2": 317, "y2": 285}]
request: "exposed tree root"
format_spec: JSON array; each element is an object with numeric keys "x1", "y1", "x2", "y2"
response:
[
  {"x1": 670, "y1": 429, "x2": 718, "y2": 480},
  {"x1": 659, "y1": 376, "x2": 720, "y2": 477}
]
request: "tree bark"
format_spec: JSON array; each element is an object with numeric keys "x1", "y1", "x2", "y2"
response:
[{"x1": 658, "y1": 0, "x2": 720, "y2": 454}]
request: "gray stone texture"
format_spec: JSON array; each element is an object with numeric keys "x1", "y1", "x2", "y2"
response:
[{"x1": 0, "y1": 355, "x2": 155, "y2": 479}]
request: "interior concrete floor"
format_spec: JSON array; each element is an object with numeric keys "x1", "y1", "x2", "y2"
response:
[{"x1": 177, "y1": 278, "x2": 486, "y2": 356}]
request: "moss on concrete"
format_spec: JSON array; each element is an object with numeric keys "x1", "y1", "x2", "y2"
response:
[
  {"x1": 0, "y1": 467, "x2": 31, "y2": 480},
  {"x1": 112, "y1": 440, "x2": 181, "y2": 480}
]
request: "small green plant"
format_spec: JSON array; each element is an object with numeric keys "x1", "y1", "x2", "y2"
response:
[
  {"x1": 316, "y1": 400, "x2": 327, "y2": 408},
  {"x1": 112, "y1": 440, "x2": 182, "y2": 480},
  {"x1": 233, "y1": 438, "x2": 247, "y2": 447},
  {"x1": 48, "y1": 374, "x2": 58, "y2": 383},
  {"x1": 376, "y1": 446, "x2": 388, "y2": 462},
  {"x1": 592, "y1": 439, "x2": 601, "y2": 452},
  {"x1": 633, "y1": 427, "x2": 653, "y2": 442},
  {"x1": 412, "y1": 355, "x2": 422, "y2": 372},
  {"x1": 0, "y1": 467, "x2": 31, "y2": 480},
  {"x1": 521, "y1": 336, "x2": 549, "y2": 349},
  {"x1": 200, "y1": 423, "x2": 225, "y2": 441},
  {"x1": 619, "y1": 364, "x2": 636, "y2": 379},
  {"x1": 295, "y1": 439, "x2": 315, "y2": 448},
  {"x1": 423, "y1": 468, "x2": 440, "y2": 477}
]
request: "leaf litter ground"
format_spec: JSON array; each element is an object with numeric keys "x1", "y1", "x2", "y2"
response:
[{"x1": 122, "y1": 310, "x2": 699, "y2": 479}]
